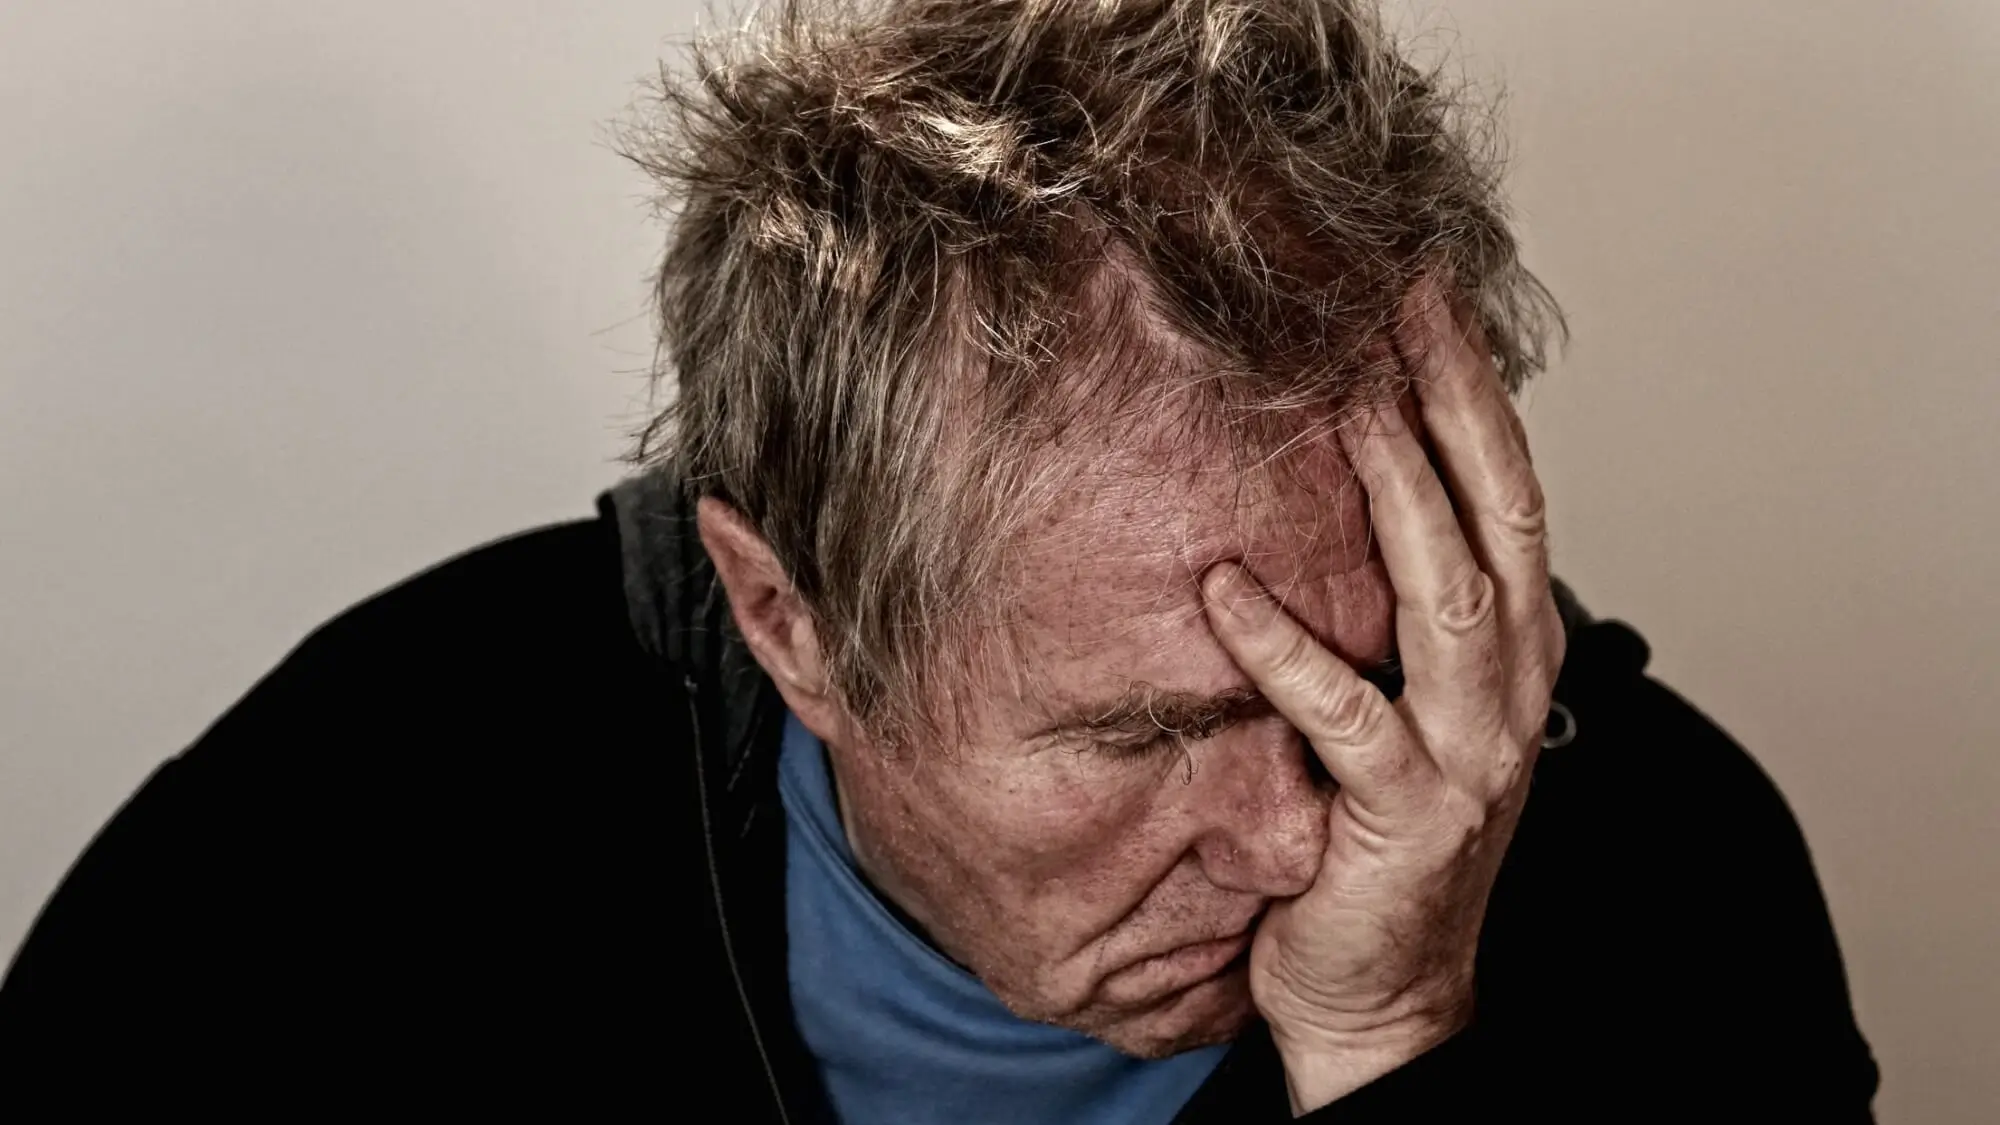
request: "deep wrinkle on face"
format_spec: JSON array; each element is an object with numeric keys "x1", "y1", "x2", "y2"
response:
[{"x1": 811, "y1": 411, "x2": 1403, "y2": 1058}]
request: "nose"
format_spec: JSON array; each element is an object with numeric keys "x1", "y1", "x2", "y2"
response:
[{"x1": 1190, "y1": 718, "x2": 1329, "y2": 898}]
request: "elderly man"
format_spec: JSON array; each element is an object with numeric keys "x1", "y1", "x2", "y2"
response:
[{"x1": 0, "y1": 0, "x2": 1875, "y2": 1119}]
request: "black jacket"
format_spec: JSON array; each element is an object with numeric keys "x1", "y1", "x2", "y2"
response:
[{"x1": 0, "y1": 478, "x2": 1878, "y2": 1121}]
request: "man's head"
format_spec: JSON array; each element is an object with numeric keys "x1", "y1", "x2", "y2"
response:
[{"x1": 624, "y1": 0, "x2": 1558, "y2": 1056}]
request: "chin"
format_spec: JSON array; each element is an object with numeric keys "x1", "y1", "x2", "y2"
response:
[{"x1": 1092, "y1": 965, "x2": 1259, "y2": 1060}]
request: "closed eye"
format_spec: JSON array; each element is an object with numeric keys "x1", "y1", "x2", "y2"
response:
[
  {"x1": 1042, "y1": 685, "x2": 1270, "y2": 767},
  {"x1": 1092, "y1": 714, "x2": 1230, "y2": 766}
]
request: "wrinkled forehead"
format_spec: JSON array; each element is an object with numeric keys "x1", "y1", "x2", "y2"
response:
[
  {"x1": 990, "y1": 416, "x2": 1392, "y2": 720},
  {"x1": 1019, "y1": 422, "x2": 1372, "y2": 584}
]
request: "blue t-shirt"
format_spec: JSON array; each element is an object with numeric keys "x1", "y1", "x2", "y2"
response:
[{"x1": 778, "y1": 712, "x2": 1228, "y2": 1124}]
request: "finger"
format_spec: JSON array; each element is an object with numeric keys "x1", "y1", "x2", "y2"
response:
[
  {"x1": 1200, "y1": 562, "x2": 1439, "y2": 816},
  {"x1": 1338, "y1": 401, "x2": 1509, "y2": 767},
  {"x1": 1396, "y1": 283, "x2": 1556, "y2": 675}
]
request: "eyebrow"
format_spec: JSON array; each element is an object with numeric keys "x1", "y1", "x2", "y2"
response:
[
  {"x1": 1041, "y1": 684, "x2": 1272, "y2": 743},
  {"x1": 1040, "y1": 653, "x2": 1405, "y2": 743}
]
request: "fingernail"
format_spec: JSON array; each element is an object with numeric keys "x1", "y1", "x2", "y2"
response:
[
  {"x1": 1203, "y1": 562, "x2": 1273, "y2": 628},
  {"x1": 1342, "y1": 400, "x2": 1402, "y2": 453}
]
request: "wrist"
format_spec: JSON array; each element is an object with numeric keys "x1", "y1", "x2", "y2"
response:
[{"x1": 1269, "y1": 1007, "x2": 1472, "y2": 1116}]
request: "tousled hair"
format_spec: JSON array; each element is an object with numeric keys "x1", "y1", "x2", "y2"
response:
[{"x1": 619, "y1": 0, "x2": 1563, "y2": 747}]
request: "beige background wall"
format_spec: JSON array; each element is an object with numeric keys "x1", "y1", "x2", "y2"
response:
[{"x1": 2, "y1": 2, "x2": 1992, "y2": 1119}]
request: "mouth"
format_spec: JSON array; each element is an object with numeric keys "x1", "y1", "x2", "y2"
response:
[
  {"x1": 1097, "y1": 925, "x2": 1256, "y2": 1009},
  {"x1": 1150, "y1": 929, "x2": 1254, "y2": 982}
]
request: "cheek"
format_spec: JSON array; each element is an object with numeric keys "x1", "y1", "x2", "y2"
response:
[
  {"x1": 854, "y1": 746, "x2": 1198, "y2": 969},
  {"x1": 911, "y1": 751, "x2": 1178, "y2": 890}
]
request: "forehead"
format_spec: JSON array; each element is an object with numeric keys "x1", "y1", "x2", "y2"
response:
[{"x1": 995, "y1": 422, "x2": 1395, "y2": 729}]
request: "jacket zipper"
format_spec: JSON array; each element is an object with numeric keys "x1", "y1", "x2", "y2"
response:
[{"x1": 686, "y1": 673, "x2": 793, "y2": 1125}]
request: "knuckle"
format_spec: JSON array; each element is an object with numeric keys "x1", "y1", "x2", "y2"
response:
[
  {"x1": 1433, "y1": 569, "x2": 1496, "y2": 635},
  {"x1": 1494, "y1": 479, "x2": 1549, "y2": 543},
  {"x1": 1317, "y1": 678, "x2": 1389, "y2": 745},
  {"x1": 1266, "y1": 623, "x2": 1324, "y2": 686},
  {"x1": 1485, "y1": 741, "x2": 1529, "y2": 794}
]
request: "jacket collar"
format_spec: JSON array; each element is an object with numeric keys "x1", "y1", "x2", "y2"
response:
[
  {"x1": 607, "y1": 469, "x2": 783, "y2": 845},
  {"x1": 607, "y1": 470, "x2": 810, "y2": 1123}
]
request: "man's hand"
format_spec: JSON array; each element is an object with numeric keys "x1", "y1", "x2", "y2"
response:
[{"x1": 1200, "y1": 281, "x2": 1566, "y2": 1114}]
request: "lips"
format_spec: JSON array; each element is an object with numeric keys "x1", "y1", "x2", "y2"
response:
[
  {"x1": 1096, "y1": 924, "x2": 1257, "y2": 1008},
  {"x1": 1152, "y1": 930, "x2": 1254, "y2": 982}
]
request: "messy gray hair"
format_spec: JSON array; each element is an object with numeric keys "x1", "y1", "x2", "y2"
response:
[{"x1": 619, "y1": 0, "x2": 1562, "y2": 747}]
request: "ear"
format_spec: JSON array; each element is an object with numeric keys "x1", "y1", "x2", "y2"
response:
[{"x1": 695, "y1": 496, "x2": 840, "y2": 715}]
